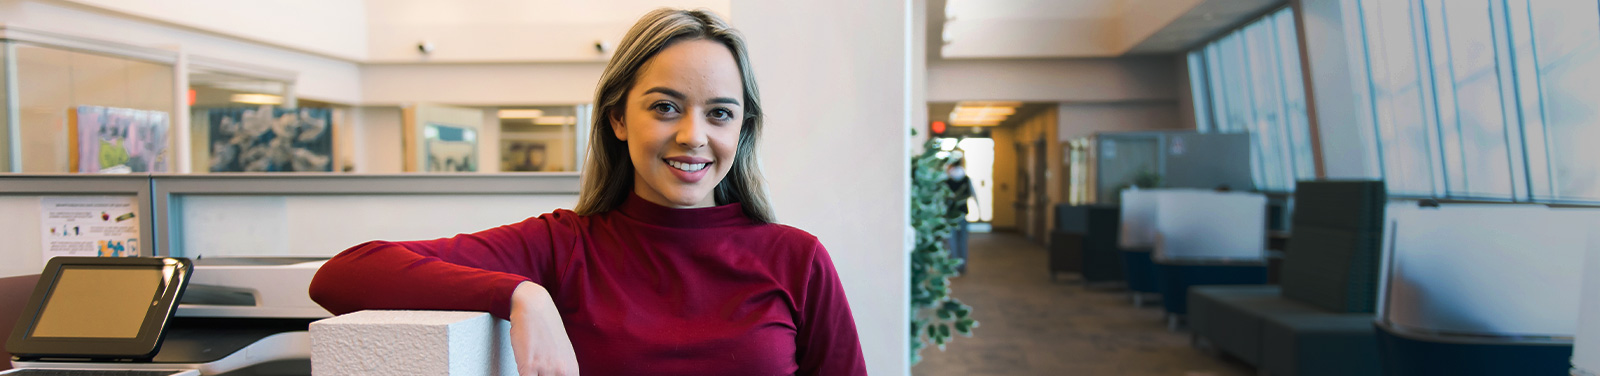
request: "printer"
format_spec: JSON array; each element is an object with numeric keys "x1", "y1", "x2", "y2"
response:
[{"x1": 8, "y1": 257, "x2": 330, "y2": 376}]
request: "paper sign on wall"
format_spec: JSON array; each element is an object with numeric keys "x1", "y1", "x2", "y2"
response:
[{"x1": 39, "y1": 196, "x2": 141, "y2": 260}]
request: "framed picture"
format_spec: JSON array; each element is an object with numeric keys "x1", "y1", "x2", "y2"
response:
[
  {"x1": 69, "y1": 106, "x2": 171, "y2": 173},
  {"x1": 207, "y1": 106, "x2": 333, "y2": 172},
  {"x1": 403, "y1": 104, "x2": 484, "y2": 172},
  {"x1": 424, "y1": 123, "x2": 478, "y2": 172}
]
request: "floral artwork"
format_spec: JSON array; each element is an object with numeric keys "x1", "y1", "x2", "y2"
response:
[
  {"x1": 74, "y1": 106, "x2": 171, "y2": 173},
  {"x1": 208, "y1": 106, "x2": 333, "y2": 172}
]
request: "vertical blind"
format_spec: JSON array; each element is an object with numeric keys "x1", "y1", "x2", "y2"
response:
[{"x1": 1187, "y1": 8, "x2": 1314, "y2": 192}]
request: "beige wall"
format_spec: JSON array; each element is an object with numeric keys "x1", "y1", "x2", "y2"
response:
[
  {"x1": 928, "y1": 57, "x2": 1179, "y2": 103},
  {"x1": 998, "y1": 107, "x2": 1062, "y2": 240},
  {"x1": 1057, "y1": 102, "x2": 1185, "y2": 141}
]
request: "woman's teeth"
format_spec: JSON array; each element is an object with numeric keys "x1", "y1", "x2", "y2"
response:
[{"x1": 667, "y1": 160, "x2": 709, "y2": 172}]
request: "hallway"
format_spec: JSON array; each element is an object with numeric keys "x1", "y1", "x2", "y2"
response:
[{"x1": 911, "y1": 232, "x2": 1254, "y2": 375}]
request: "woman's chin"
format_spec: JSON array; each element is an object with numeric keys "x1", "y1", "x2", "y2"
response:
[{"x1": 659, "y1": 190, "x2": 714, "y2": 208}]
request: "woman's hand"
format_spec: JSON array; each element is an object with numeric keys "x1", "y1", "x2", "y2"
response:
[{"x1": 509, "y1": 281, "x2": 579, "y2": 376}]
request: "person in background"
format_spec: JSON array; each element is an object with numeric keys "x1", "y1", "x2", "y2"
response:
[
  {"x1": 946, "y1": 154, "x2": 975, "y2": 274},
  {"x1": 308, "y1": 8, "x2": 866, "y2": 376}
]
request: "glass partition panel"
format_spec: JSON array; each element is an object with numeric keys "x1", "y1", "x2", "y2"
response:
[
  {"x1": 1381, "y1": 204, "x2": 1594, "y2": 338},
  {"x1": 170, "y1": 193, "x2": 578, "y2": 258},
  {"x1": 12, "y1": 42, "x2": 175, "y2": 173},
  {"x1": 497, "y1": 105, "x2": 584, "y2": 172}
]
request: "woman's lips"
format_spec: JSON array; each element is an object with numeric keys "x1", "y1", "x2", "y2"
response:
[{"x1": 665, "y1": 158, "x2": 709, "y2": 183}]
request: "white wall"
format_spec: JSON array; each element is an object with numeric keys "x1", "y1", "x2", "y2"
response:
[
  {"x1": 0, "y1": 0, "x2": 363, "y2": 104},
  {"x1": 355, "y1": 107, "x2": 404, "y2": 173},
  {"x1": 928, "y1": 57, "x2": 1179, "y2": 102},
  {"x1": 731, "y1": 0, "x2": 911, "y2": 374},
  {"x1": 361, "y1": 63, "x2": 604, "y2": 106},
  {"x1": 365, "y1": 0, "x2": 729, "y2": 63},
  {"x1": 60, "y1": 0, "x2": 369, "y2": 61}
]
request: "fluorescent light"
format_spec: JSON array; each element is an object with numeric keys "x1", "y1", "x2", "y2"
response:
[
  {"x1": 230, "y1": 93, "x2": 282, "y2": 105},
  {"x1": 533, "y1": 116, "x2": 576, "y2": 126},
  {"x1": 950, "y1": 113, "x2": 1009, "y2": 122},
  {"x1": 958, "y1": 101, "x2": 1023, "y2": 108},
  {"x1": 951, "y1": 120, "x2": 1002, "y2": 127},
  {"x1": 952, "y1": 107, "x2": 1016, "y2": 116},
  {"x1": 498, "y1": 109, "x2": 545, "y2": 119}
]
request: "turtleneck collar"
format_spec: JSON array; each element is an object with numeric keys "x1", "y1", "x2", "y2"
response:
[{"x1": 615, "y1": 192, "x2": 754, "y2": 228}]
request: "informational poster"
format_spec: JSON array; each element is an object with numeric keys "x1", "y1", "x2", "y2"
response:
[{"x1": 39, "y1": 196, "x2": 141, "y2": 259}]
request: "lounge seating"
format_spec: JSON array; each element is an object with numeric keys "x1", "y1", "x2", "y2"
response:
[
  {"x1": 1374, "y1": 203, "x2": 1593, "y2": 375},
  {"x1": 1187, "y1": 180, "x2": 1385, "y2": 376},
  {"x1": 1050, "y1": 204, "x2": 1124, "y2": 284},
  {"x1": 1049, "y1": 204, "x2": 1087, "y2": 279},
  {"x1": 1147, "y1": 190, "x2": 1269, "y2": 325}
]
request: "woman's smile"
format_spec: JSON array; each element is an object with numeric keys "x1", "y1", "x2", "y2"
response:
[{"x1": 665, "y1": 156, "x2": 713, "y2": 183}]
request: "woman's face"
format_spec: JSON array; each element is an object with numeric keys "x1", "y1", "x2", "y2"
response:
[{"x1": 612, "y1": 38, "x2": 745, "y2": 209}]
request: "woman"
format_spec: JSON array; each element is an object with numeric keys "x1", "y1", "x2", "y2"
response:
[{"x1": 309, "y1": 9, "x2": 866, "y2": 376}]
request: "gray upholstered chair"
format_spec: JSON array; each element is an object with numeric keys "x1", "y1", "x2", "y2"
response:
[{"x1": 1187, "y1": 180, "x2": 1385, "y2": 376}]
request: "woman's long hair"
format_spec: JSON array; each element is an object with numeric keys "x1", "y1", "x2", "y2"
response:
[{"x1": 572, "y1": 8, "x2": 773, "y2": 223}]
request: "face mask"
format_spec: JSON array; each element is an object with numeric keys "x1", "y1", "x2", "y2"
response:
[{"x1": 950, "y1": 167, "x2": 966, "y2": 179}]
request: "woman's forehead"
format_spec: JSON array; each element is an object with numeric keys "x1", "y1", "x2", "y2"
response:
[{"x1": 633, "y1": 39, "x2": 743, "y2": 98}]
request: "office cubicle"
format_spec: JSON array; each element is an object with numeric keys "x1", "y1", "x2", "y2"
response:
[
  {"x1": 0, "y1": 175, "x2": 156, "y2": 278},
  {"x1": 149, "y1": 173, "x2": 579, "y2": 258},
  {"x1": 0, "y1": 173, "x2": 580, "y2": 273}
]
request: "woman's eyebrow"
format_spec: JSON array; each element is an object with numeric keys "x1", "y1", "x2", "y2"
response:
[
  {"x1": 644, "y1": 86, "x2": 741, "y2": 107},
  {"x1": 643, "y1": 87, "x2": 687, "y2": 100}
]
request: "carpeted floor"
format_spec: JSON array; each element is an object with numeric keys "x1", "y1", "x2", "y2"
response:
[{"x1": 911, "y1": 232, "x2": 1255, "y2": 376}]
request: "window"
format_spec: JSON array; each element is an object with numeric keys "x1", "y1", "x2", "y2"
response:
[
  {"x1": 1351, "y1": 0, "x2": 1600, "y2": 202},
  {"x1": 1188, "y1": 8, "x2": 1315, "y2": 192}
]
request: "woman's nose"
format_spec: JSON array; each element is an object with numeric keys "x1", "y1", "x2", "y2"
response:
[{"x1": 676, "y1": 114, "x2": 709, "y2": 149}]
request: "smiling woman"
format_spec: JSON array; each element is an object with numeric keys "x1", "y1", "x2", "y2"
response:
[{"x1": 308, "y1": 8, "x2": 867, "y2": 376}]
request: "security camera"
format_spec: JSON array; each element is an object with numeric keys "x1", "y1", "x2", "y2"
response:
[
  {"x1": 594, "y1": 40, "x2": 611, "y2": 54},
  {"x1": 417, "y1": 40, "x2": 435, "y2": 55}
]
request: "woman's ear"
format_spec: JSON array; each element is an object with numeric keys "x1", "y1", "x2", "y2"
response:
[{"x1": 609, "y1": 108, "x2": 628, "y2": 141}]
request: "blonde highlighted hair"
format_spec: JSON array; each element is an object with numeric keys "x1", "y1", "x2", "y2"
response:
[{"x1": 573, "y1": 8, "x2": 773, "y2": 223}]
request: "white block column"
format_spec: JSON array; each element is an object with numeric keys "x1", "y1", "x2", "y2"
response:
[{"x1": 310, "y1": 310, "x2": 515, "y2": 376}]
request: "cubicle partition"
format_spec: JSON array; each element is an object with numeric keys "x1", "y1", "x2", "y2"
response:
[
  {"x1": 0, "y1": 173, "x2": 581, "y2": 272},
  {"x1": 149, "y1": 173, "x2": 580, "y2": 258},
  {"x1": 0, "y1": 175, "x2": 156, "y2": 278}
]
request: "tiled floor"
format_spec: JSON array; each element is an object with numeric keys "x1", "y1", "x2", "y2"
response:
[{"x1": 911, "y1": 232, "x2": 1255, "y2": 376}]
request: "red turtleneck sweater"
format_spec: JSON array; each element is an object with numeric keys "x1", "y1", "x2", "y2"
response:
[{"x1": 308, "y1": 194, "x2": 867, "y2": 375}]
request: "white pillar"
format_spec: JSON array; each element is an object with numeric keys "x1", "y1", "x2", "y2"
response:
[
  {"x1": 730, "y1": 1, "x2": 915, "y2": 374},
  {"x1": 310, "y1": 310, "x2": 515, "y2": 376}
]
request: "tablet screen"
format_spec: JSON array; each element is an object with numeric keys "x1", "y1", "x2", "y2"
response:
[{"x1": 30, "y1": 266, "x2": 163, "y2": 338}]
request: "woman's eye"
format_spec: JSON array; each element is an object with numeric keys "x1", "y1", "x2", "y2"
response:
[
  {"x1": 652, "y1": 103, "x2": 679, "y2": 115},
  {"x1": 709, "y1": 109, "x2": 733, "y2": 121}
]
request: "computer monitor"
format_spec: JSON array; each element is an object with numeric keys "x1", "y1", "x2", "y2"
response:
[{"x1": 6, "y1": 257, "x2": 191, "y2": 361}]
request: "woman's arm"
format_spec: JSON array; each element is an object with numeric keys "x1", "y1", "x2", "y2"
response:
[
  {"x1": 309, "y1": 215, "x2": 562, "y2": 320},
  {"x1": 794, "y1": 243, "x2": 868, "y2": 375}
]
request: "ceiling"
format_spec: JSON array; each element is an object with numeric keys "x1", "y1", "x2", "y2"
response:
[
  {"x1": 1124, "y1": 0, "x2": 1286, "y2": 54},
  {"x1": 930, "y1": 0, "x2": 1285, "y2": 59}
]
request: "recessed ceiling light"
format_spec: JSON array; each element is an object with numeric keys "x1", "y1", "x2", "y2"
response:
[
  {"x1": 230, "y1": 93, "x2": 282, "y2": 105},
  {"x1": 498, "y1": 109, "x2": 544, "y2": 119}
]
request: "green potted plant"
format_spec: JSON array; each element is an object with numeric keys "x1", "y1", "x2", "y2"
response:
[{"x1": 909, "y1": 138, "x2": 978, "y2": 365}]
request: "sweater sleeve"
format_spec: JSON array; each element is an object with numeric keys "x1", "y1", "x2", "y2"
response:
[
  {"x1": 794, "y1": 242, "x2": 868, "y2": 375},
  {"x1": 309, "y1": 213, "x2": 565, "y2": 320}
]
